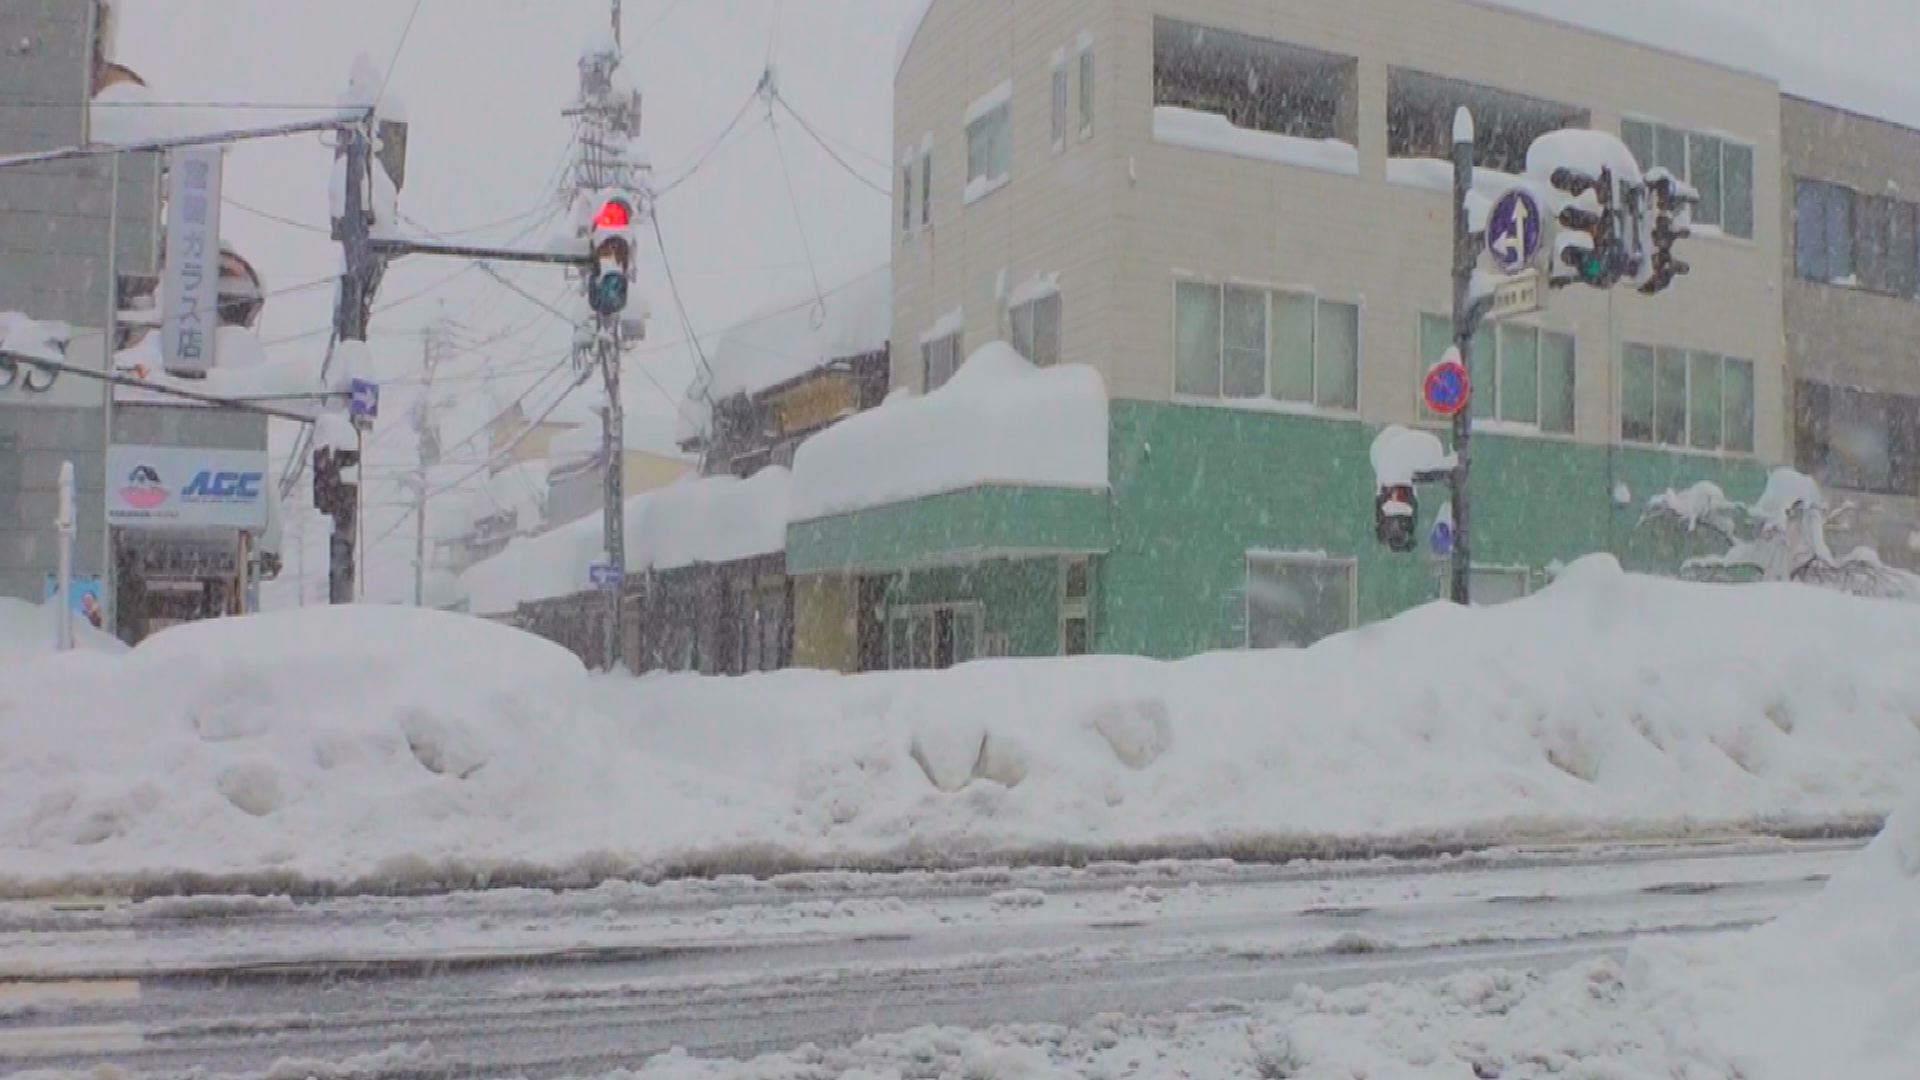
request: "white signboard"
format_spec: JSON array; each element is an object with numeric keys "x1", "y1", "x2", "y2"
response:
[
  {"x1": 160, "y1": 148, "x2": 224, "y2": 376},
  {"x1": 1485, "y1": 269, "x2": 1544, "y2": 323},
  {"x1": 106, "y1": 445, "x2": 269, "y2": 530}
]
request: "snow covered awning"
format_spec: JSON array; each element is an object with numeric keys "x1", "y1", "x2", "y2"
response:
[
  {"x1": 460, "y1": 468, "x2": 792, "y2": 617},
  {"x1": 786, "y1": 343, "x2": 1110, "y2": 575}
]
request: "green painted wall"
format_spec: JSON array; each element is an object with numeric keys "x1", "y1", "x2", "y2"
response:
[
  {"x1": 786, "y1": 485, "x2": 1108, "y2": 576},
  {"x1": 883, "y1": 557, "x2": 1064, "y2": 658},
  {"x1": 1098, "y1": 401, "x2": 1770, "y2": 658}
]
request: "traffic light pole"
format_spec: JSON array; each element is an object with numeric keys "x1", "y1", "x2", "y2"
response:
[
  {"x1": 1449, "y1": 108, "x2": 1475, "y2": 607},
  {"x1": 600, "y1": 318, "x2": 626, "y2": 670},
  {"x1": 324, "y1": 124, "x2": 375, "y2": 605}
]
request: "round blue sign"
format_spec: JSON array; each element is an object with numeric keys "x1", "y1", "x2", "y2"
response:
[
  {"x1": 1486, "y1": 188, "x2": 1544, "y2": 274},
  {"x1": 1423, "y1": 358, "x2": 1471, "y2": 417},
  {"x1": 1431, "y1": 519, "x2": 1455, "y2": 557}
]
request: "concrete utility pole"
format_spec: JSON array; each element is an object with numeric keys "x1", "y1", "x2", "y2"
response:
[
  {"x1": 1449, "y1": 107, "x2": 1476, "y2": 607},
  {"x1": 569, "y1": 4, "x2": 647, "y2": 670},
  {"x1": 323, "y1": 123, "x2": 380, "y2": 604},
  {"x1": 413, "y1": 320, "x2": 449, "y2": 607}
]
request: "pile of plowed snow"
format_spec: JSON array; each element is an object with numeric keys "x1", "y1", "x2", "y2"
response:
[{"x1": 4, "y1": 556, "x2": 1919, "y2": 894}]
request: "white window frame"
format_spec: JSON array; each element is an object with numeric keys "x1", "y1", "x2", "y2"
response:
[
  {"x1": 886, "y1": 601, "x2": 985, "y2": 670},
  {"x1": 1077, "y1": 36, "x2": 1095, "y2": 140},
  {"x1": 1051, "y1": 56, "x2": 1069, "y2": 153},
  {"x1": 1171, "y1": 276, "x2": 1362, "y2": 415},
  {"x1": 965, "y1": 95, "x2": 1013, "y2": 205},
  {"x1": 1009, "y1": 291, "x2": 1062, "y2": 366},
  {"x1": 1621, "y1": 116, "x2": 1756, "y2": 243},
  {"x1": 1244, "y1": 551, "x2": 1358, "y2": 650},
  {"x1": 1619, "y1": 343, "x2": 1757, "y2": 456},
  {"x1": 1060, "y1": 556, "x2": 1092, "y2": 656},
  {"x1": 922, "y1": 329, "x2": 964, "y2": 392}
]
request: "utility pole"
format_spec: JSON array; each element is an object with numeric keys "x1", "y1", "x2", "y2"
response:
[
  {"x1": 569, "y1": 3, "x2": 646, "y2": 670},
  {"x1": 413, "y1": 320, "x2": 449, "y2": 607},
  {"x1": 1449, "y1": 107, "x2": 1476, "y2": 607},
  {"x1": 322, "y1": 122, "x2": 379, "y2": 604}
]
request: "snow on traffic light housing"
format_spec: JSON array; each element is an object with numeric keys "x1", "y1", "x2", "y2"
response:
[{"x1": 1375, "y1": 484, "x2": 1419, "y2": 554}]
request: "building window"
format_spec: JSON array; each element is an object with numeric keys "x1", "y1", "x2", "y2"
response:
[
  {"x1": 920, "y1": 145, "x2": 932, "y2": 226},
  {"x1": 965, "y1": 88, "x2": 1012, "y2": 203},
  {"x1": 1010, "y1": 292, "x2": 1062, "y2": 366},
  {"x1": 887, "y1": 603, "x2": 982, "y2": 670},
  {"x1": 1246, "y1": 554, "x2": 1355, "y2": 650},
  {"x1": 1061, "y1": 556, "x2": 1091, "y2": 656},
  {"x1": 1153, "y1": 16, "x2": 1356, "y2": 144},
  {"x1": 1622, "y1": 344, "x2": 1754, "y2": 452},
  {"x1": 1795, "y1": 179, "x2": 1855, "y2": 284},
  {"x1": 1391, "y1": 70, "x2": 1586, "y2": 175},
  {"x1": 1623, "y1": 120, "x2": 1755, "y2": 240},
  {"x1": 900, "y1": 161, "x2": 914, "y2": 234},
  {"x1": 1176, "y1": 280, "x2": 1357, "y2": 410},
  {"x1": 1078, "y1": 43, "x2": 1095, "y2": 138},
  {"x1": 1419, "y1": 315, "x2": 1573, "y2": 432},
  {"x1": 1795, "y1": 382, "x2": 1920, "y2": 496},
  {"x1": 1051, "y1": 59, "x2": 1069, "y2": 151},
  {"x1": 922, "y1": 329, "x2": 963, "y2": 391},
  {"x1": 1433, "y1": 565, "x2": 1531, "y2": 606}
]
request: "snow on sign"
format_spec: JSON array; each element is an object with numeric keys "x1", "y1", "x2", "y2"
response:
[
  {"x1": 1485, "y1": 187, "x2": 1543, "y2": 273},
  {"x1": 1423, "y1": 350, "x2": 1471, "y2": 417}
]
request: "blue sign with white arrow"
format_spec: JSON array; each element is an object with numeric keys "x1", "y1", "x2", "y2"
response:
[
  {"x1": 589, "y1": 560, "x2": 623, "y2": 589},
  {"x1": 349, "y1": 378, "x2": 380, "y2": 424},
  {"x1": 1486, "y1": 188, "x2": 1544, "y2": 274}
]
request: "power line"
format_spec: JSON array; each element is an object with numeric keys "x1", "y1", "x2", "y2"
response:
[
  {"x1": 767, "y1": 114, "x2": 829, "y2": 323},
  {"x1": 374, "y1": 0, "x2": 427, "y2": 116},
  {"x1": 5, "y1": 99, "x2": 351, "y2": 110},
  {"x1": 773, "y1": 93, "x2": 890, "y2": 198},
  {"x1": 650, "y1": 212, "x2": 718, "y2": 393},
  {"x1": 227, "y1": 198, "x2": 332, "y2": 235},
  {"x1": 653, "y1": 90, "x2": 763, "y2": 198},
  {"x1": 261, "y1": 263, "x2": 480, "y2": 346}
]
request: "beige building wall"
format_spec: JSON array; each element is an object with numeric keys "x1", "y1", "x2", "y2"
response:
[
  {"x1": 897, "y1": 0, "x2": 1788, "y2": 462},
  {"x1": 792, "y1": 574, "x2": 858, "y2": 672},
  {"x1": 622, "y1": 450, "x2": 695, "y2": 497}
]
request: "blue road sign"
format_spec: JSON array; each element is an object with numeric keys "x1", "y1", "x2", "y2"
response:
[
  {"x1": 589, "y1": 561, "x2": 623, "y2": 589},
  {"x1": 349, "y1": 378, "x2": 380, "y2": 422},
  {"x1": 1424, "y1": 357, "x2": 1471, "y2": 417},
  {"x1": 1430, "y1": 519, "x2": 1455, "y2": 557},
  {"x1": 1486, "y1": 188, "x2": 1544, "y2": 274}
]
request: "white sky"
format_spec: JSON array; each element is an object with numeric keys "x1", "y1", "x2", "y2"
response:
[{"x1": 108, "y1": 0, "x2": 1902, "y2": 603}]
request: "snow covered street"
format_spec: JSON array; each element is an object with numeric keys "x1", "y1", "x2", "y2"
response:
[{"x1": 0, "y1": 840, "x2": 1850, "y2": 1078}]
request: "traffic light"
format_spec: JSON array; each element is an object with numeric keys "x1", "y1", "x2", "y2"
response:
[
  {"x1": 1375, "y1": 484, "x2": 1418, "y2": 554},
  {"x1": 588, "y1": 195, "x2": 636, "y2": 317},
  {"x1": 1549, "y1": 166, "x2": 1618, "y2": 289},
  {"x1": 1641, "y1": 172, "x2": 1696, "y2": 296}
]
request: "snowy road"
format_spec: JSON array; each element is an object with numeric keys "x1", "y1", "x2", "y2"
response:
[{"x1": 0, "y1": 839, "x2": 1855, "y2": 1078}]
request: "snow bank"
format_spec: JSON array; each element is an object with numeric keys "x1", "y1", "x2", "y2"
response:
[
  {"x1": 0, "y1": 598, "x2": 126, "y2": 661},
  {"x1": 1153, "y1": 107, "x2": 1360, "y2": 176},
  {"x1": 790, "y1": 343, "x2": 1108, "y2": 521},
  {"x1": 7, "y1": 558, "x2": 1920, "y2": 896}
]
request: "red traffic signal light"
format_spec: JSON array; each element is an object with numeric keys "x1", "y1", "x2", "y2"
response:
[{"x1": 594, "y1": 199, "x2": 632, "y2": 231}]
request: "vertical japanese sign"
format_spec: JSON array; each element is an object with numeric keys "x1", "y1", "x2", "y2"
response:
[{"x1": 161, "y1": 148, "x2": 223, "y2": 376}]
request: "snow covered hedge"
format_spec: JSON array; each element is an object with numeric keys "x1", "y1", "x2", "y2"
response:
[{"x1": 4, "y1": 557, "x2": 1919, "y2": 895}]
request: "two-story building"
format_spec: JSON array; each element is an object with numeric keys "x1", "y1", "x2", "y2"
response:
[{"x1": 787, "y1": 0, "x2": 1788, "y2": 665}]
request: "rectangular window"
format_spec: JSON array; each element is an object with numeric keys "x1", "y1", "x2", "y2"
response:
[
  {"x1": 1315, "y1": 301, "x2": 1360, "y2": 411},
  {"x1": 1010, "y1": 293, "x2": 1063, "y2": 367},
  {"x1": 1389, "y1": 69, "x2": 1586, "y2": 174},
  {"x1": 1052, "y1": 62, "x2": 1069, "y2": 150},
  {"x1": 1723, "y1": 142, "x2": 1754, "y2": 240},
  {"x1": 922, "y1": 330, "x2": 962, "y2": 391},
  {"x1": 1468, "y1": 329, "x2": 1496, "y2": 421},
  {"x1": 1796, "y1": 180, "x2": 1856, "y2": 283},
  {"x1": 1498, "y1": 324, "x2": 1540, "y2": 426},
  {"x1": 1622, "y1": 119, "x2": 1654, "y2": 172},
  {"x1": 1798, "y1": 383, "x2": 1920, "y2": 496},
  {"x1": 1434, "y1": 565, "x2": 1531, "y2": 606},
  {"x1": 965, "y1": 100, "x2": 1012, "y2": 198},
  {"x1": 920, "y1": 147, "x2": 932, "y2": 226},
  {"x1": 1223, "y1": 286, "x2": 1267, "y2": 399},
  {"x1": 1174, "y1": 281, "x2": 1223, "y2": 397},
  {"x1": 1079, "y1": 47, "x2": 1095, "y2": 138},
  {"x1": 1247, "y1": 555, "x2": 1354, "y2": 650},
  {"x1": 1689, "y1": 134, "x2": 1723, "y2": 228},
  {"x1": 1061, "y1": 556, "x2": 1091, "y2": 657},
  {"x1": 888, "y1": 603, "x2": 983, "y2": 670},
  {"x1": 1724, "y1": 358, "x2": 1755, "y2": 454},
  {"x1": 1622, "y1": 344, "x2": 1656, "y2": 444},
  {"x1": 1656, "y1": 347, "x2": 1689, "y2": 447},
  {"x1": 1654, "y1": 124, "x2": 1689, "y2": 181},
  {"x1": 1155, "y1": 16, "x2": 1356, "y2": 143},
  {"x1": 1689, "y1": 352, "x2": 1723, "y2": 450},
  {"x1": 1540, "y1": 331, "x2": 1576, "y2": 434},
  {"x1": 901, "y1": 163, "x2": 913, "y2": 233},
  {"x1": 1269, "y1": 291, "x2": 1315, "y2": 404}
]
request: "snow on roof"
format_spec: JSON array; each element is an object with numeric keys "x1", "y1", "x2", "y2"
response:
[
  {"x1": 1153, "y1": 106, "x2": 1359, "y2": 177},
  {"x1": 681, "y1": 266, "x2": 890, "y2": 443},
  {"x1": 789, "y1": 342, "x2": 1108, "y2": 523},
  {"x1": 461, "y1": 468, "x2": 792, "y2": 616}
]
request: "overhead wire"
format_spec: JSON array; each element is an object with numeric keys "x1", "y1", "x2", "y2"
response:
[
  {"x1": 653, "y1": 89, "x2": 763, "y2": 199},
  {"x1": 772, "y1": 93, "x2": 891, "y2": 198},
  {"x1": 766, "y1": 112, "x2": 829, "y2": 326},
  {"x1": 374, "y1": 0, "x2": 427, "y2": 115}
]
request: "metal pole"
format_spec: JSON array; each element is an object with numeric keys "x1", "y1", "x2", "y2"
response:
[
  {"x1": 1449, "y1": 107, "x2": 1475, "y2": 607},
  {"x1": 413, "y1": 327, "x2": 437, "y2": 608},
  {"x1": 602, "y1": 320, "x2": 626, "y2": 670},
  {"x1": 356, "y1": 425, "x2": 366, "y2": 602},
  {"x1": 0, "y1": 115, "x2": 366, "y2": 171},
  {"x1": 101, "y1": 151, "x2": 120, "y2": 635},
  {"x1": 56, "y1": 461, "x2": 75, "y2": 652}
]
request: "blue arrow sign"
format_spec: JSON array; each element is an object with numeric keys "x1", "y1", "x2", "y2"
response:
[
  {"x1": 348, "y1": 378, "x2": 380, "y2": 422},
  {"x1": 589, "y1": 561, "x2": 623, "y2": 589},
  {"x1": 1486, "y1": 188, "x2": 1544, "y2": 274},
  {"x1": 1430, "y1": 519, "x2": 1455, "y2": 557}
]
